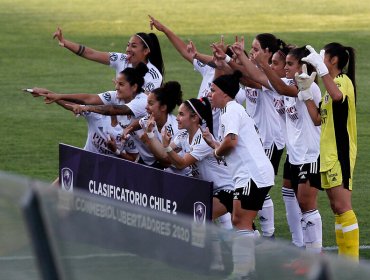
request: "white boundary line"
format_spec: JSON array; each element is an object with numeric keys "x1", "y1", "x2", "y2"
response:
[
  {"x1": 2, "y1": 247, "x2": 370, "y2": 261},
  {"x1": 324, "y1": 245, "x2": 370, "y2": 251},
  {"x1": 0, "y1": 252, "x2": 135, "y2": 261}
]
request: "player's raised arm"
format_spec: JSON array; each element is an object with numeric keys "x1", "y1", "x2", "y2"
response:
[{"x1": 53, "y1": 27, "x2": 110, "y2": 64}]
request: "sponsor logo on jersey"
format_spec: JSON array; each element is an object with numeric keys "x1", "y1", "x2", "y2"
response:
[
  {"x1": 110, "y1": 53, "x2": 118, "y2": 62},
  {"x1": 61, "y1": 167, "x2": 73, "y2": 191}
]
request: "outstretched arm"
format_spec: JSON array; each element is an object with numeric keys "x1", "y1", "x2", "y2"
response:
[
  {"x1": 149, "y1": 15, "x2": 214, "y2": 66},
  {"x1": 53, "y1": 27, "x2": 110, "y2": 65},
  {"x1": 83, "y1": 104, "x2": 134, "y2": 116},
  {"x1": 254, "y1": 48, "x2": 298, "y2": 97}
]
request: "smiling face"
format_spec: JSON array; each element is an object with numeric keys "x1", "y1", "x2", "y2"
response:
[
  {"x1": 284, "y1": 54, "x2": 302, "y2": 79},
  {"x1": 271, "y1": 52, "x2": 286, "y2": 78},
  {"x1": 125, "y1": 35, "x2": 150, "y2": 67},
  {"x1": 176, "y1": 103, "x2": 197, "y2": 131},
  {"x1": 145, "y1": 92, "x2": 166, "y2": 121},
  {"x1": 113, "y1": 73, "x2": 136, "y2": 102}
]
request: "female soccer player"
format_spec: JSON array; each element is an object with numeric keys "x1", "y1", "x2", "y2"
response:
[
  {"x1": 125, "y1": 81, "x2": 187, "y2": 172},
  {"x1": 203, "y1": 71, "x2": 275, "y2": 278},
  {"x1": 234, "y1": 34, "x2": 291, "y2": 239},
  {"x1": 53, "y1": 27, "x2": 164, "y2": 92},
  {"x1": 224, "y1": 41, "x2": 323, "y2": 253},
  {"x1": 145, "y1": 97, "x2": 234, "y2": 271},
  {"x1": 36, "y1": 62, "x2": 149, "y2": 120},
  {"x1": 146, "y1": 97, "x2": 233, "y2": 218},
  {"x1": 299, "y1": 43, "x2": 359, "y2": 260}
]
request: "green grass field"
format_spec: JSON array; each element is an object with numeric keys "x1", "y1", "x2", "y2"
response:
[{"x1": 1, "y1": 0, "x2": 370, "y2": 259}]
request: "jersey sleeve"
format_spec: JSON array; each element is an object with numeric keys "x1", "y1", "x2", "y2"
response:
[
  {"x1": 193, "y1": 59, "x2": 210, "y2": 76},
  {"x1": 143, "y1": 68, "x2": 162, "y2": 92},
  {"x1": 310, "y1": 83, "x2": 322, "y2": 107},
  {"x1": 189, "y1": 137, "x2": 213, "y2": 161},
  {"x1": 126, "y1": 93, "x2": 147, "y2": 118},
  {"x1": 109, "y1": 52, "x2": 127, "y2": 71},
  {"x1": 98, "y1": 91, "x2": 118, "y2": 105},
  {"x1": 222, "y1": 109, "x2": 241, "y2": 137}
]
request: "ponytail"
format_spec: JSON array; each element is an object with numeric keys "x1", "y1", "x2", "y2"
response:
[
  {"x1": 152, "y1": 81, "x2": 183, "y2": 114},
  {"x1": 324, "y1": 43, "x2": 356, "y2": 101},
  {"x1": 136, "y1": 32, "x2": 165, "y2": 81},
  {"x1": 184, "y1": 97, "x2": 213, "y2": 135}
]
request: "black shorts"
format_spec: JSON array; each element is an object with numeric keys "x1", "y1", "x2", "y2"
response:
[
  {"x1": 214, "y1": 189, "x2": 234, "y2": 213},
  {"x1": 233, "y1": 180, "x2": 272, "y2": 211},
  {"x1": 290, "y1": 157, "x2": 322, "y2": 190},
  {"x1": 265, "y1": 144, "x2": 284, "y2": 175}
]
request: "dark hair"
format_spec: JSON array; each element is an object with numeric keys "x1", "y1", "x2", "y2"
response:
[
  {"x1": 151, "y1": 81, "x2": 183, "y2": 114},
  {"x1": 324, "y1": 42, "x2": 356, "y2": 99},
  {"x1": 213, "y1": 70, "x2": 242, "y2": 99},
  {"x1": 183, "y1": 97, "x2": 213, "y2": 135},
  {"x1": 136, "y1": 32, "x2": 165, "y2": 80},
  {"x1": 256, "y1": 33, "x2": 287, "y2": 63},
  {"x1": 120, "y1": 62, "x2": 148, "y2": 93},
  {"x1": 288, "y1": 46, "x2": 316, "y2": 76},
  {"x1": 276, "y1": 44, "x2": 296, "y2": 60}
]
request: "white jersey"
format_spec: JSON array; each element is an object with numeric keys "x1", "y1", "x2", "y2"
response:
[
  {"x1": 109, "y1": 52, "x2": 162, "y2": 92},
  {"x1": 236, "y1": 86, "x2": 285, "y2": 150},
  {"x1": 83, "y1": 112, "x2": 137, "y2": 155},
  {"x1": 98, "y1": 91, "x2": 148, "y2": 119},
  {"x1": 192, "y1": 59, "x2": 220, "y2": 139},
  {"x1": 132, "y1": 114, "x2": 190, "y2": 175},
  {"x1": 279, "y1": 78, "x2": 321, "y2": 165},
  {"x1": 173, "y1": 128, "x2": 234, "y2": 192},
  {"x1": 218, "y1": 101, "x2": 275, "y2": 188}
]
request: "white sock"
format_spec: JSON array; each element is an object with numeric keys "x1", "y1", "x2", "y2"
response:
[
  {"x1": 302, "y1": 209, "x2": 322, "y2": 254},
  {"x1": 216, "y1": 212, "x2": 233, "y2": 230},
  {"x1": 258, "y1": 194, "x2": 275, "y2": 237},
  {"x1": 210, "y1": 226, "x2": 224, "y2": 270},
  {"x1": 282, "y1": 187, "x2": 304, "y2": 247},
  {"x1": 232, "y1": 230, "x2": 255, "y2": 276}
]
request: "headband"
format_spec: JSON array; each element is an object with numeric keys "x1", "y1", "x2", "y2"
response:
[
  {"x1": 277, "y1": 49, "x2": 286, "y2": 59},
  {"x1": 135, "y1": 34, "x2": 151, "y2": 51},
  {"x1": 186, "y1": 100, "x2": 203, "y2": 121}
]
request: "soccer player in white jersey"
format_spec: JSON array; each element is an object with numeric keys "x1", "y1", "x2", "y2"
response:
[
  {"x1": 53, "y1": 27, "x2": 164, "y2": 92},
  {"x1": 144, "y1": 97, "x2": 234, "y2": 270},
  {"x1": 203, "y1": 71, "x2": 275, "y2": 279},
  {"x1": 234, "y1": 35, "x2": 292, "y2": 239},
  {"x1": 124, "y1": 82, "x2": 189, "y2": 175},
  {"x1": 229, "y1": 42, "x2": 323, "y2": 255},
  {"x1": 149, "y1": 15, "x2": 233, "y2": 229},
  {"x1": 36, "y1": 63, "x2": 149, "y2": 121}
]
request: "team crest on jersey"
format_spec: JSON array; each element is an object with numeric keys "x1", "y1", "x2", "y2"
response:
[
  {"x1": 196, "y1": 60, "x2": 206, "y2": 68},
  {"x1": 120, "y1": 54, "x2": 126, "y2": 61},
  {"x1": 110, "y1": 53, "x2": 118, "y2": 62},
  {"x1": 193, "y1": 202, "x2": 206, "y2": 225},
  {"x1": 102, "y1": 92, "x2": 112, "y2": 102},
  {"x1": 145, "y1": 82, "x2": 155, "y2": 92},
  {"x1": 61, "y1": 167, "x2": 73, "y2": 191}
]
